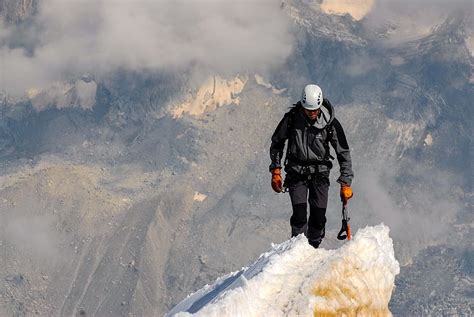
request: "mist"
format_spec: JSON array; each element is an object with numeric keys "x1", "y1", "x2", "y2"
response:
[
  {"x1": 363, "y1": 0, "x2": 472, "y2": 44},
  {"x1": 0, "y1": 0, "x2": 293, "y2": 95},
  {"x1": 1, "y1": 213, "x2": 59, "y2": 259},
  {"x1": 0, "y1": 1, "x2": 471, "y2": 314},
  {"x1": 352, "y1": 165, "x2": 462, "y2": 263}
]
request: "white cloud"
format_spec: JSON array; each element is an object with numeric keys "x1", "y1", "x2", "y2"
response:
[
  {"x1": 344, "y1": 53, "x2": 376, "y2": 77},
  {"x1": 354, "y1": 165, "x2": 461, "y2": 263},
  {"x1": 0, "y1": 0, "x2": 294, "y2": 95},
  {"x1": 363, "y1": 0, "x2": 472, "y2": 44},
  {"x1": 1, "y1": 214, "x2": 59, "y2": 258},
  {"x1": 29, "y1": 79, "x2": 97, "y2": 111}
]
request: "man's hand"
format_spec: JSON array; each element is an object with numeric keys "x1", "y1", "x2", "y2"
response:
[
  {"x1": 340, "y1": 184, "x2": 353, "y2": 203},
  {"x1": 271, "y1": 168, "x2": 283, "y2": 193}
]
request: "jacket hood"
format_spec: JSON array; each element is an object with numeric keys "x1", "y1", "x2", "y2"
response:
[
  {"x1": 315, "y1": 98, "x2": 334, "y2": 129},
  {"x1": 296, "y1": 98, "x2": 334, "y2": 129}
]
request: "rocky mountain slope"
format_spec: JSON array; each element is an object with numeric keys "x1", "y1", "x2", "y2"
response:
[{"x1": 0, "y1": 0, "x2": 472, "y2": 316}]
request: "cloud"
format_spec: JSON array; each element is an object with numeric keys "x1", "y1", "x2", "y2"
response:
[
  {"x1": 334, "y1": 103, "x2": 466, "y2": 264},
  {"x1": 0, "y1": 0, "x2": 294, "y2": 95},
  {"x1": 351, "y1": 159, "x2": 463, "y2": 264},
  {"x1": 363, "y1": 0, "x2": 472, "y2": 44},
  {"x1": 344, "y1": 53, "x2": 377, "y2": 77},
  {"x1": 1, "y1": 213, "x2": 59, "y2": 259}
]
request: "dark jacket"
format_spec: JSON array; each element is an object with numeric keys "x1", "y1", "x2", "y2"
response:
[{"x1": 269, "y1": 99, "x2": 354, "y2": 186}]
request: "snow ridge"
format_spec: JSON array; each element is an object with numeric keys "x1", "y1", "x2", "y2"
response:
[{"x1": 168, "y1": 224, "x2": 400, "y2": 316}]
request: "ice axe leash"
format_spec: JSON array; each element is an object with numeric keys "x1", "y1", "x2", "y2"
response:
[{"x1": 337, "y1": 202, "x2": 351, "y2": 241}]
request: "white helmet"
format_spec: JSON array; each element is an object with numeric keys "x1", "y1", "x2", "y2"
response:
[{"x1": 301, "y1": 84, "x2": 323, "y2": 110}]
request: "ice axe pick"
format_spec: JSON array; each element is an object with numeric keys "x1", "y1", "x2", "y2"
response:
[{"x1": 337, "y1": 203, "x2": 351, "y2": 241}]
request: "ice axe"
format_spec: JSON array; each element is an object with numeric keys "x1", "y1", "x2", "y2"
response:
[{"x1": 337, "y1": 203, "x2": 351, "y2": 241}]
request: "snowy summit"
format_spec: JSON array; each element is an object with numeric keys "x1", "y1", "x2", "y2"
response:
[{"x1": 168, "y1": 224, "x2": 400, "y2": 316}]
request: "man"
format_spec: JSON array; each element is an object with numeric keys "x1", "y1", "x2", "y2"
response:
[{"x1": 269, "y1": 84, "x2": 354, "y2": 248}]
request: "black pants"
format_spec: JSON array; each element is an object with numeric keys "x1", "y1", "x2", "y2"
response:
[{"x1": 288, "y1": 175, "x2": 329, "y2": 244}]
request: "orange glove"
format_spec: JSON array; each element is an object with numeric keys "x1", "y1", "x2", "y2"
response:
[
  {"x1": 271, "y1": 168, "x2": 283, "y2": 193},
  {"x1": 340, "y1": 184, "x2": 353, "y2": 203}
]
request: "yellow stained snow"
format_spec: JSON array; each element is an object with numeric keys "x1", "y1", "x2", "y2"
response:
[
  {"x1": 171, "y1": 76, "x2": 247, "y2": 118},
  {"x1": 312, "y1": 256, "x2": 393, "y2": 317},
  {"x1": 320, "y1": 0, "x2": 375, "y2": 21},
  {"x1": 310, "y1": 226, "x2": 398, "y2": 317}
]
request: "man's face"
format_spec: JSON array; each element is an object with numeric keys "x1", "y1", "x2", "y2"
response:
[{"x1": 304, "y1": 108, "x2": 320, "y2": 121}]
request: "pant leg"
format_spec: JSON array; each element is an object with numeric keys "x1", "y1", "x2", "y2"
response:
[
  {"x1": 288, "y1": 179, "x2": 308, "y2": 237},
  {"x1": 307, "y1": 177, "x2": 329, "y2": 247}
]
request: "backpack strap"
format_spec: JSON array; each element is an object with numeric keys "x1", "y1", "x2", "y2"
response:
[
  {"x1": 284, "y1": 102, "x2": 301, "y2": 166},
  {"x1": 324, "y1": 122, "x2": 335, "y2": 161},
  {"x1": 286, "y1": 102, "x2": 300, "y2": 132}
]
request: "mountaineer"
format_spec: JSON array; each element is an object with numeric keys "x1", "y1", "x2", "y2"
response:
[{"x1": 269, "y1": 84, "x2": 354, "y2": 248}]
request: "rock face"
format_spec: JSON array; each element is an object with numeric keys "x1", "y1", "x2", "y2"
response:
[
  {"x1": 0, "y1": 1, "x2": 472, "y2": 316},
  {"x1": 0, "y1": 0, "x2": 35, "y2": 25},
  {"x1": 170, "y1": 76, "x2": 247, "y2": 118},
  {"x1": 29, "y1": 79, "x2": 97, "y2": 111}
]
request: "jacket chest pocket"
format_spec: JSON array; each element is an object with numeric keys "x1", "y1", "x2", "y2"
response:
[
  {"x1": 309, "y1": 128, "x2": 325, "y2": 144},
  {"x1": 308, "y1": 128, "x2": 328, "y2": 159}
]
